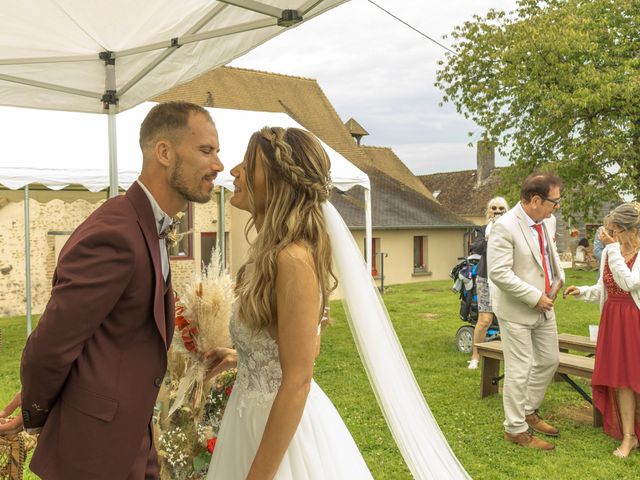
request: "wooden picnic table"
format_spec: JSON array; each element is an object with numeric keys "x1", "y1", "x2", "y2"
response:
[
  {"x1": 557, "y1": 333, "x2": 596, "y2": 354},
  {"x1": 476, "y1": 339, "x2": 602, "y2": 427}
]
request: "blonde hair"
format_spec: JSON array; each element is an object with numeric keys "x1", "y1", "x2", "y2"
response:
[
  {"x1": 236, "y1": 127, "x2": 337, "y2": 331},
  {"x1": 605, "y1": 202, "x2": 640, "y2": 251},
  {"x1": 485, "y1": 196, "x2": 509, "y2": 222}
]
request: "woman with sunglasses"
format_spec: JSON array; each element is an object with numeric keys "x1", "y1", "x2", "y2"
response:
[
  {"x1": 468, "y1": 196, "x2": 509, "y2": 369},
  {"x1": 565, "y1": 202, "x2": 640, "y2": 457}
]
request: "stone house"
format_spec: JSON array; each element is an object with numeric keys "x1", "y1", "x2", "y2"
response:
[{"x1": 331, "y1": 145, "x2": 472, "y2": 286}]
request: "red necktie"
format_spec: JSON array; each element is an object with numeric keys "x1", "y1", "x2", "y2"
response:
[{"x1": 533, "y1": 223, "x2": 550, "y2": 294}]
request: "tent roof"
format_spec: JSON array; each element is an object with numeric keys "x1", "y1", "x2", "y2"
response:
[
  {"x1": 0, "y1": 103, "x2": 369, "y2": 193},
  {"x1": 0, "y1": 1, "x2": 348, "y2": 114}
]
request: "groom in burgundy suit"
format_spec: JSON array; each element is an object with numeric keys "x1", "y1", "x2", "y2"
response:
[{"x1": 20, "y1": 101, "x2": 223, "y2": 479}]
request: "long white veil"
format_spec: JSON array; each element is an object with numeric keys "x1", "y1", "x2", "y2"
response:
[{"x1": 322, "y1": 202, "x2": 471, "y2": 480}]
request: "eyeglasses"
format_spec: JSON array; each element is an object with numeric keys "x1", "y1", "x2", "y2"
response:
[
  {"x1": 540, "y1": 196, "x2": 561, "y2": 207},
  {"x1": 490, "y1": 206, "x2": 507, "y2": 211}
]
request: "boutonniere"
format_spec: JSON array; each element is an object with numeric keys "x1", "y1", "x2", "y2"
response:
[{"x1": 159, "y1": 216, "x2": 182, "y2": 247}]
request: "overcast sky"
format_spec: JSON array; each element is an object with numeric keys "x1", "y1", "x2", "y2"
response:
[{"x1": 231, "y1": 0, "x2": 518, "y2": 175}]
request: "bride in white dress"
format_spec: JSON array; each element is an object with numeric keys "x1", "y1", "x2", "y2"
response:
[{"x1": 206, "y1": 127, "x2": 372, "y2": 479}]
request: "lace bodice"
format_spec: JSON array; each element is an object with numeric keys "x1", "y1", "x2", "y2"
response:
[{"x1": 230, "y1": 307, "x2": 282, "y2": 406}]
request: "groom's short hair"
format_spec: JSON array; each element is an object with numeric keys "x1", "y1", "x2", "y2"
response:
[{"x1": 139, "y1": 101, "x2": 213, "y2": 151}]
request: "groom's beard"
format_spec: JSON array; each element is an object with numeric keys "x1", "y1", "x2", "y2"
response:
[{"x1": 169, "y1": 154, "x2": 213, "y2": 203}]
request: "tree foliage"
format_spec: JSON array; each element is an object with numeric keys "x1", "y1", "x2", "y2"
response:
[{"x1": 435, "y1": 0, "x2": 640, "y2": 219}]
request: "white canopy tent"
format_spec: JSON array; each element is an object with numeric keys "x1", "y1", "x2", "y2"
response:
[
  {"x1": 0, "y1": 0, "x2": 352, "y2": 333},
  {"x1": 0, "y1": 0, "x2": 349, "y2": 195}
]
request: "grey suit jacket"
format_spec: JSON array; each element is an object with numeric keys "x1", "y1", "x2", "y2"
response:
[{"x1": 487, "y1": 204, "x2": 564, "y2": 325}]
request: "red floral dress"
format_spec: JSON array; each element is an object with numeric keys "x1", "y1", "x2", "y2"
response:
[{"x1": 591, "y1": 253, "x2": 640, "y2": 439}]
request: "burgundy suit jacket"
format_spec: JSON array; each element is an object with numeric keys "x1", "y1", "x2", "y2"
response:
[{"x1": 20, "y1": 182, "x2": 175, "y2": 480}]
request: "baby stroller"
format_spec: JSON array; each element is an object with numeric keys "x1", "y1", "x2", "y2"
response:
[{"x1": 450, "y1": 255, "x2": 500, "y2": 353}]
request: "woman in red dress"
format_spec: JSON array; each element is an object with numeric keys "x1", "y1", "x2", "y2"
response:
[{"x1": 565, "y1": 202, "x2": 640, "y2": 458}]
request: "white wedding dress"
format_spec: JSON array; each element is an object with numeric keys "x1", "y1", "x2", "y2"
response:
[
  {"x1": 206, "y1": 203, "x2": 470, "y2": 479},
  {"x1": 207, "y1": 309, "x2": 373, "y2": 479}
]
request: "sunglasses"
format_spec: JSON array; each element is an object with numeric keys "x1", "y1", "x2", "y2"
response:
[{"x1": 490, "y1": 206, "x2": 507, "y2": 211}]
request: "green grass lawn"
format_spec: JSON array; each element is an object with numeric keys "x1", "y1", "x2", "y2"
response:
[{"x1": 2, "y1": 269, "x2": 639, "y2": 479}]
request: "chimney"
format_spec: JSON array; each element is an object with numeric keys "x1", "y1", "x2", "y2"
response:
[{"x1": 476, "y1": 139, "x2": 495, "y2": 187}]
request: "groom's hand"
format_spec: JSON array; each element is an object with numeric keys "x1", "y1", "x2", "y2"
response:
[{"x1": 204, "y1": 347, "x2": 237, "y2": 381}]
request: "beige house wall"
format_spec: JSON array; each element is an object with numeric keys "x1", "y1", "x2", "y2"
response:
[
  {"x1": 220, "y1": 221, "x2": 467, "y2": 298},
  {"x1": 349, "y1": 228, "x2": 468, "y2": 287},
  {"x1": 228, "y1": 207, "x2": 253, "y2": 276},
  {"x1": 169, "y1": 194, "x2": 231, "y2": 293}
]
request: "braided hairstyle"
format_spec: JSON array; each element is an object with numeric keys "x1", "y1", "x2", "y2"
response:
[{"x1": 237, "y1": 127, "x2": 337, "y2": 332}]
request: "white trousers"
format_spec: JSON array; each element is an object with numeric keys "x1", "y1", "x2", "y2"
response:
[{"x1": 498, "y1": 313, "x2": 559, "y2": 434}]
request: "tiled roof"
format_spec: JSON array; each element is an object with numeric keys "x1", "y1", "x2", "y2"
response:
[
  {"x1": 331, "y1": 165, "x2": 472, "y2": 229},
  {"x1": 154, "y1": 66, "x2": 435, "y2": 198},
  {"x1": 156, "y1": 66, "x2": 465, "y2": 228},
  {"x1": 154, "y1": 66, "x2": 374, "y2": 171},
  {"x1": 362, "y1": 146, "x2": 435, "y2": 200},
  {"x1": 419, "y1": 168, "x2": 503, "y2": 217}
]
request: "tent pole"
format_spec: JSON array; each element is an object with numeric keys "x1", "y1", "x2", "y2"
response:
[
  {"x1": 365, "y1": 187, "x2": 372, "y2": 275},
  {"x1": 217, "y1": 188, "x2": 226, "y2": 269},
  {"x1": 24, "y1": 186, "x2": 32, "y2": 336},
  {"x1": 108, "y1": 105, "x2": 119, "y2": 198}
]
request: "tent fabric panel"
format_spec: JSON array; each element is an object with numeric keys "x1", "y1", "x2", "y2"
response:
[
  {"x1": 0, "y1": 0, "x2": 349, "y2": 114},
  {"x1": 0, "y1": 168, "x2": 140, "y2": 192}
]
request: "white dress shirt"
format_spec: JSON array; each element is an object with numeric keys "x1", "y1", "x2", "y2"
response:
[{"x1": 136, "y1": 180, "x2": 172, "y2": 280}]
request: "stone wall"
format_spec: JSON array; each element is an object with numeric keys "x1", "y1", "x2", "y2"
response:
[
  {"x1": 0, "y1": 197, "x2": 101, "y2": 317},
  {"x1": 0, "y1": 193, "x2": 233, "y2": 318}
]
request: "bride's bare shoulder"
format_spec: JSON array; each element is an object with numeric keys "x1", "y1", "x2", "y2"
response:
[
  {"x1": 277, "y1": 243, "x2": 313, "y2": 264},
  {"x1": 276, "y1": 243, "x2": 316, "y2": 280}
]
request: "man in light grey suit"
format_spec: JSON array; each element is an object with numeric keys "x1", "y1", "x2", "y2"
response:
[{"x1": 488, "y1": 172, "x2": 565, "y2": 450}]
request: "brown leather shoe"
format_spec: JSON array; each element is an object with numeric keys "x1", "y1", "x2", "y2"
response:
[
  {"x1": 504, "y1": 431, "x2": 555, "y2": 450},
  {"x1": 526, "y1": 412, "x2": 559, "y2": 437}
]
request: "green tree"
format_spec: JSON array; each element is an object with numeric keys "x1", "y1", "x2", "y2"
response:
[{"x1": 435, "y1": 0, "x2": 640, "y2": 219}]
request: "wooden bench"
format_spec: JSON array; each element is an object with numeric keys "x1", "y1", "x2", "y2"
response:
[
  {"x1": 476, "y1": 340, "x2": 602, "y2": 427},
  {"x1": 558, "y1": 333, "x2": 596, "y2": 354}
]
